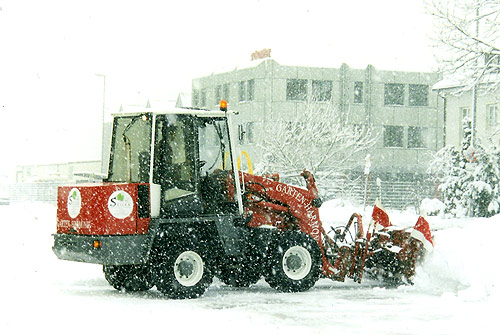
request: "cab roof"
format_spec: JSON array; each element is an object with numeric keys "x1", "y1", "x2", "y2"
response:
[{"x1": 111, "y1": 107, "x2": 230, "y2": 118}]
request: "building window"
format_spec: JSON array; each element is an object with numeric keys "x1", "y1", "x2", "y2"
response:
[
  {"x1": 223, "y1": 83, "x2": 230, "y2": 102},
  {"x1": 460, "y1": 107, "x2": 471, "y2": 120},
  {"x1": 488, "y1": 104, "x2": 499, "y2": 127},
  {"x1": 246, "y1": 122, "x2": 255, "y2": 144},
  {"x1": 354, "y1": 81, "x2": 363, "y2": 103},
  {"x1": 408, "y1": 126, "x2": 427, "y2": 148},
  {"x1": 312, "y1": 80, "x2": 332, "y2": 101},
  {"x1": 409, "y1": 84, "x2": 428, "y2": 106},
  {"x1": 239, "y1": 80, "x2": 255, "y2": 102},
  {"x1": 239, "y1": 81, "x2": 246, "y2": 102},
  {"x1": 383, "y1": 125, "x2": 404, "y2": 147},
  {"x1": 238, "y1": 124, "x2": 245, "y2": 145},
  {"x1": 384, "y1": 83, "x2": 405, "y2": 106},
  {"x1": 200, "y1": 89, "x2": 207, "y2": 107},
  {"x1": 287, "y1": 79, "x2": 307, "y2": 101},
  {"x1": 215, "y1": 85, "x2": 222, "y2": 105},
  {"x1": 459, "y1": 107, "x2": 471, "y2": 140},
  {"x1": 248, "y1": 79, "x2": 255, "y2": 101},
  {"x1": 237, "y1": 122, "x2": 255, "y2": 145}
]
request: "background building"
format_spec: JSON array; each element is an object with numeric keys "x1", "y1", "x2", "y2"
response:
[
  {"x1": 433, "y1": 83, "x2": 500, "y2": 149},
  {"x1": 192, "y1": 57, "x2": 443, "y2": 208}
]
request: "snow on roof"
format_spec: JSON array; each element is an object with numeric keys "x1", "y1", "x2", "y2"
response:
[
  {"x1": 432, "y1": 72, "x2": 500, "y2": 91},
  {"x1": 432, "y1": 78, "x2": 463, "y2": 91}
]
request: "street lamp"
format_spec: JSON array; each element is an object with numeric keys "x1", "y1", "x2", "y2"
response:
[{"x1": 95, "y1": 73, "x2": 106, "y2": 174}]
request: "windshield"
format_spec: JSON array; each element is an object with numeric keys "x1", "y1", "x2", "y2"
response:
[
  {"x1": 108, "y1": 114, "x2": 152, "y2": 183},
  {"x1": 198, "y1": 118, "x2": 233, "y2": 174}
]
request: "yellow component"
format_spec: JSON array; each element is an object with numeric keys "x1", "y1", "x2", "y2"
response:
[
  {"x1": 237, "y1": 151, "x2": 253, "y2": 175},
  {"x1": 222, "y1": 150, "x2": 231, "y2": 170},
  {"x1": 222, "y1": 150, "x2": 253, "y2": 174}
]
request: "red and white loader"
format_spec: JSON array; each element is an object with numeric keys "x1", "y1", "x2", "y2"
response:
[{"x1": 53, "y1": 101, "x2": 433, "y2": 299}]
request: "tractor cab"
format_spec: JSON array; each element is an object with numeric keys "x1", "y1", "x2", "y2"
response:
[{"x1": 105, "y1": 104, "x2": 243, "y2": 218}]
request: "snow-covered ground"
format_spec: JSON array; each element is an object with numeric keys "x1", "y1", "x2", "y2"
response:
[{"x1": 2, "y1": 201, "x2": 498, "y2": 335}]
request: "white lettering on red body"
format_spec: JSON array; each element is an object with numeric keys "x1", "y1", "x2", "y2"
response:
[{"x1": 275, "y1": 183, "x2": 321, "y2": 243}]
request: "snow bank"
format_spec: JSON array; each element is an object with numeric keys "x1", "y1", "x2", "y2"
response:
[
  {"x1": 413, "y1": 215, "x2": 500, "y2": 301},
  {"x1": 320, "y1": 199, "x2": 500, "y2": 301}
]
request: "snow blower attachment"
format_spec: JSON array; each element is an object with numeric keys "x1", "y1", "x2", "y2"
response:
[
  {"x1": 53, "y1": 104, "x2": 433, "y2": 299},
  {"x1": 240, "y1": 172, "x2": 433, "y2": 286}
]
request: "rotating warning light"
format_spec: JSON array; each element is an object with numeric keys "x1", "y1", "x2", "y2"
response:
[{"x1": 220, "y1": 100, "x2": 228, "y2": 112}]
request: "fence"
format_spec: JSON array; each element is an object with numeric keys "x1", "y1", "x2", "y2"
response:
[
  {"x1": 0, "y1": 183, "x2": 59, "y2": 204},
  {"x1": 321, "y1": 177, "x2": 438, "y2": 211}
]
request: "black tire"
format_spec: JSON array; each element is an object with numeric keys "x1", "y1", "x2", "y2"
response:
[
  {"x1": 155, "y1": 238, "x2": 213, "y2": 299},
  {"x1": 218, "y1": 256, "x2": 262, "y2": 288},
  {"x1": 265, "y1": 230, "x2": 322, "y2": 292},
  {"x1": 103, "y1": 264, "x2": 153, "y2": 292}
]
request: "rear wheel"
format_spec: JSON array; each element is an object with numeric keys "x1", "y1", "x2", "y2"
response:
[
  {"x1": 265, "y1": 231, "x2": 322, "y2": 292},
  {"x1": 103, "y1": 264, "x2": 153, "y2": 292},
  {"x1": 155, "y1": 238, "x2": 213, "y2": 299}
]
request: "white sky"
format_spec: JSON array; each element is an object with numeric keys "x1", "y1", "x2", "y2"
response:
[{"x1": 0, "y1": 0, "x2": 437, "y2": 178}]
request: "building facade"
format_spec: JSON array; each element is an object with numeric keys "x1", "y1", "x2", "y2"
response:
[
  {"x1": 192, "y1": 59, "x2": 442, "y2": 184},
  {"x1": 433, "y1": 84, "x2": 500, "y2": 149}
]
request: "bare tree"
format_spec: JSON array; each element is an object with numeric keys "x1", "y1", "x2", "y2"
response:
[
  {"x1": 426, "y1": 0, "x2": 500, "y2": 91},
  {"x1": 258, "y1": 100, "x2": 377, "y2": 195}
]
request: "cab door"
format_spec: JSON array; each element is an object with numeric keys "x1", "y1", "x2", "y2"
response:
[{"x1": 153, "y1": 115, "x2": 203, "y2": 217}]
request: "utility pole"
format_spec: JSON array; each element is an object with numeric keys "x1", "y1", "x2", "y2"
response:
[{"x1": 471, "y1": 4, "x2": 480, "y2": 148}]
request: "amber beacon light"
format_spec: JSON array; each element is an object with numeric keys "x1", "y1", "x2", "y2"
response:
[{"x1": 219, "y1": 100, "x2": 228, "y2": 112}]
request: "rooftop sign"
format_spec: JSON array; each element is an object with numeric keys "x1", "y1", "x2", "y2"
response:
[{"x1": 251, "y1": 48, "x2": 271, "y2": 61}]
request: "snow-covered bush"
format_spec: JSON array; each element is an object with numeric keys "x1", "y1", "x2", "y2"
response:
[
  {"x1": 420, "y1": 198, "x2": 446, "y2": 216},
  {"x1": 428, "y1": 119, "x2": 500, "y2": 217}
]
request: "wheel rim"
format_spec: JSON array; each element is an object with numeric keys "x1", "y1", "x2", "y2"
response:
[
  {"x1": 174, "y1": 251, "x2": 204, "y2": 287},
  {"x1": 282, "y1": 245, "x2": 312, "y2": 280}
]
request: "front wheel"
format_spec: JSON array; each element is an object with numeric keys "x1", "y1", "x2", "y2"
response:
[
  {"x1": 155, "y1": 238, "x2": 213, "y2": 299},
  {"x1": 265, "y1": 231, "x2": 322, "y2": 292}
]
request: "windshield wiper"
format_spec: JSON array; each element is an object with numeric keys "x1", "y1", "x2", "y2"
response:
[{"x1": 214, "y1": 123, "x2": 226, "y2": 169}]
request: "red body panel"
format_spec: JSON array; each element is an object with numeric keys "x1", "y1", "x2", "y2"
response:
[
  {"x1": 57, "y1": 183, "x2": 149, "y2": 235},
  {"x1": 236, "y1": 171, "x2": 339, "y2": 276},
  {"x1": 243, "y1": 172, "x2": 322, "y2": 243}
]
